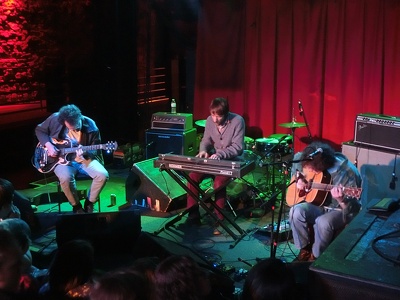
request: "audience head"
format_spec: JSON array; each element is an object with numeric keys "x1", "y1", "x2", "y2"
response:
[
  {"x1": 0, "y1": 219, "x2": 32, "y2": 273},
  {"x1": 48, "y1": 239, "x2": 94, "y2": 296},
  {"x1": 153, "y1": 255, "x2": 211, "y2": 300},
  {"x1": 0, "y1": 229, "x2": 23, "y2": 294},
  {"x1": 0, "y1": 178, "x2": 14, "y2": 209},
  {"x1": 241, "y1": 258, "x2": 296, "y2": 300},
  {"x1": 90, "y1": 269, "x2": 149, "y2": 300}
]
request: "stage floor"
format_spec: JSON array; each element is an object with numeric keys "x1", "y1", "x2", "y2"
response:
[{"x1": 18, "y1": 163, "x2": 301, "y2": 292}]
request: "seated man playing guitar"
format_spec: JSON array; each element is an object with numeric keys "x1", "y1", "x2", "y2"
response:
[
  {"x1": 286, "y1": 141, "x2": 362, "y2": 261},
  {"x1": 35, "y1": 104, "x2": 109, "y2": 213}
]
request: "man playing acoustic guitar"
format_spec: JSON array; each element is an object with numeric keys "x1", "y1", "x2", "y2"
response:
[
  {"x1": 286, "y1": 141, "x2": 362, "y2": 261},
  {"x1": 35, "y1": 104, "x2": 109, "y2": 213}
]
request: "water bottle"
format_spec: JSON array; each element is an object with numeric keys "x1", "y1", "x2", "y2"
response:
[{"x1": 171, "y1": 98, "x2": 177, "y2": 114}]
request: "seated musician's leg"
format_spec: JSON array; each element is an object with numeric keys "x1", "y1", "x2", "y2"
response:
[
  {"x1": 54, "y1": 164, "x2": 83, "y2": 213},
  {"x1": 213, "y1": 175, "x2": 232, "y2": 220},
  {"x1": 186, "y1": 172, "x2": 206, "y2": 223}
]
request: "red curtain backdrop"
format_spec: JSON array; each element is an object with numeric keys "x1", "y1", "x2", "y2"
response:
[{"x1": 193, "y1": 0, "x2": 400, "y2": 152}]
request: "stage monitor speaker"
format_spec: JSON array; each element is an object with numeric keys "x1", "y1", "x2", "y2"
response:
[
  {"x1": 125, "y1": 158, "x2": 187, "y2": 212},
  {"x1": 145, "y1": 128, "x2": 197, "y2": 159},
  {"x1": 55, "y1": 210, "x2": 141, "y2": 255},
  {"x1": 132, "y1": 232, "x2": 234, "y2": 298}
]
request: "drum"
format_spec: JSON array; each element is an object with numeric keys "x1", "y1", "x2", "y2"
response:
[
  {"x1": 255, "y1": 137, "x2": 286, "y2": 154},
  {"x1": 244, "y1": 136, "x2": 255, "y2": 150},
  {"x1": 268, "y1": 133, "x2": 293, "y2": 145}
]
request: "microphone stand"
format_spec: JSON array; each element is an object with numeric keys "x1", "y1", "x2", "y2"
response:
[
  {"x1": 298, "y1": 100, "x2": 312, "y2": 142},
  {"x1": 259, "y1": 157, "x2": 312, "y2": 259}
]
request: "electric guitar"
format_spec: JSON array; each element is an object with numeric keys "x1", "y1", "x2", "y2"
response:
[
  {"x1": 32, "y1": 140, "x2": 118, "y2": 174},
  {"x1": 285, "y1": 170, "x2": 362, "y2": 207}
]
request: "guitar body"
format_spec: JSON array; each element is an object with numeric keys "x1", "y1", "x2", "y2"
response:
[
  {"x1": 33, "y1": 144, "x2": 72, "y2": 173},
  {"x1": 32, "y1": 141, "x2": 118, "y2": 174},
  {"x1": 286, "y1": 170, "x2": 332, "y2": 207}
]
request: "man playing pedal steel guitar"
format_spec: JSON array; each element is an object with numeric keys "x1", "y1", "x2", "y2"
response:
[
  {"x1": 35, "y1": 104, "x2": 109, "y2": 213},
  {"x1": 287, "y1": 141, "x2": 361, "y2": 261},
  {"x1": 186, "y1": 97, "x2": 245, "y2": 235}
]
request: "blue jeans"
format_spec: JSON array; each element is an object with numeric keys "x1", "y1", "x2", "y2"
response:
[
  {"x1": 54, "y1": 160, "x2": 109, "y2": 206},
  {"x1": 289, "y1": 202, "x2": 346, "y2": 257}
]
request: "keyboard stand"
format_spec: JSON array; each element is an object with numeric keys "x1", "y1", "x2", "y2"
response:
[{"x1": 153, "y1": 166, "x2": 248, "y2": 249}]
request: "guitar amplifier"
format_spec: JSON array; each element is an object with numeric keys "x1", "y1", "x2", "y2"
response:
[
  {"x1": 354, "y1": 113, "x2": 400, "y2": 152},
  {"x1": 151, "y1": 112, "x2": 193, "y2": 131}
]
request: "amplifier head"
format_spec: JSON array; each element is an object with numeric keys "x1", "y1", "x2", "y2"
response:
[
  {"x1": 151, "y1": 112, "x2": 193, "y2": 131},
  {"x1": 354, "y1": 113, "x2": 400, "y2": 152}
]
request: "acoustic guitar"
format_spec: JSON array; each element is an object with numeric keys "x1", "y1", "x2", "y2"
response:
[{"x1": 286, "y1": 170, "x2": 362, "y2": 207}]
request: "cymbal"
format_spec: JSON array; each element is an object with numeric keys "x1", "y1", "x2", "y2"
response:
[
  {"x1": 195, "y1": 119, "x2": 206, "y2": 127},
  {"x1": 279, "y1": 121, "x2": 306, "y2": 128}
]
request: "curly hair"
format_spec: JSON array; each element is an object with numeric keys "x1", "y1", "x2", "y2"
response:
[
  {"x1": 300, "y1": 141, "x2": 336, "y2": 172},
  {"x1": 57, "y1": 104, "x2": 82, "y2": 128}
]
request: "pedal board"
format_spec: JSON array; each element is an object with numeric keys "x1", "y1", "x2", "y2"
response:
[{"x1": 259, "y1": 219, "x2": 291, "y2": 233}]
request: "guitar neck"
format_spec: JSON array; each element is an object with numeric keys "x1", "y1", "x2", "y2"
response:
[
  {"x1": 311, "y1": 182, "x2": 361, "y2": 199},
  {"x1": 60, "y1": 144, "x2": 104, "y2": 154},
  {"x1": 311, "y1": 182, "x2": 335, "y2": 192}
]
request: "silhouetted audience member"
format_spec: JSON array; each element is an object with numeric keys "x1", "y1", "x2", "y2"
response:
[
  {"x1": 153, "y1": 255, "x2": 212, "y2": 300},
  {"x1": 241, "y1": 258, "x2": 297, "y2": 300},
  {"x1": 39, "y1": 239, "x2": 95, "y2": 299},
  {"x1": 0, "y1": 218, "x2": 47, "y2": 296},
  {"x1": 0, "y1": 178, "x2": 21, "y2": 219},
  {"x1": 13, "y1": 190, "x2": 41, "y2": 234},
  {"x1": 90, "y1": 269, "x2": 150, "y2": 300},
  {"x1": 0, "y1": 229, "x2": 23, "y2": 299}
]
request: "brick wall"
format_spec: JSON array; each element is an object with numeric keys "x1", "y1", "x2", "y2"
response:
[{"x1": 0, "y1": 0, "x2": 92, "y2": 106}]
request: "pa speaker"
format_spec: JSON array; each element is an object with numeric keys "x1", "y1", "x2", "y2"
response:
[
  {"x1": 125, "y1": 158, "x2": 187, "y2": 212},
  {"x1": 55, "y1": 210, "x2": 141, "y2": 255},
  {"x1": 145, "y1": 128, "x2": 197, "y2": 159}
]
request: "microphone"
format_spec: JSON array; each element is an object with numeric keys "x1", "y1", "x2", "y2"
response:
[
  {"x1": 298, "y1": 100, "x2": 304, "y2": 115},
  {"x1": 389, "y1": 155, "x2": 397, "y2": 190},
  {"x1": 389, "y1": 173, "x2": 397, "y2": 190},
  {"x1": 308, "y1": 148, "x2": 323, "y2": 159}
]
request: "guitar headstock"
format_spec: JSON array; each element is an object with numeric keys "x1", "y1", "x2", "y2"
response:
[
  {"x1": 102, "y1": 141, "x2": 118, "y2": 153},
  {"x1": 343, "y1": 187, "x2": 362, "y2": 199}
]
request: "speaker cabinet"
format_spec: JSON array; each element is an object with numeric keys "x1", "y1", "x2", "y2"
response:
[
  {"x1": 145, "y1": 128, "x2": 197, "y2": 159},
  {"x1": 341, "y1": 142, "x2": 400, "y2": 207},
  {"x1": 55, "y1": 210, "x2": 141, "y2": 255},
  {"x1": 125, "y1": 158, "x2": 187, "y2": 212}
]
